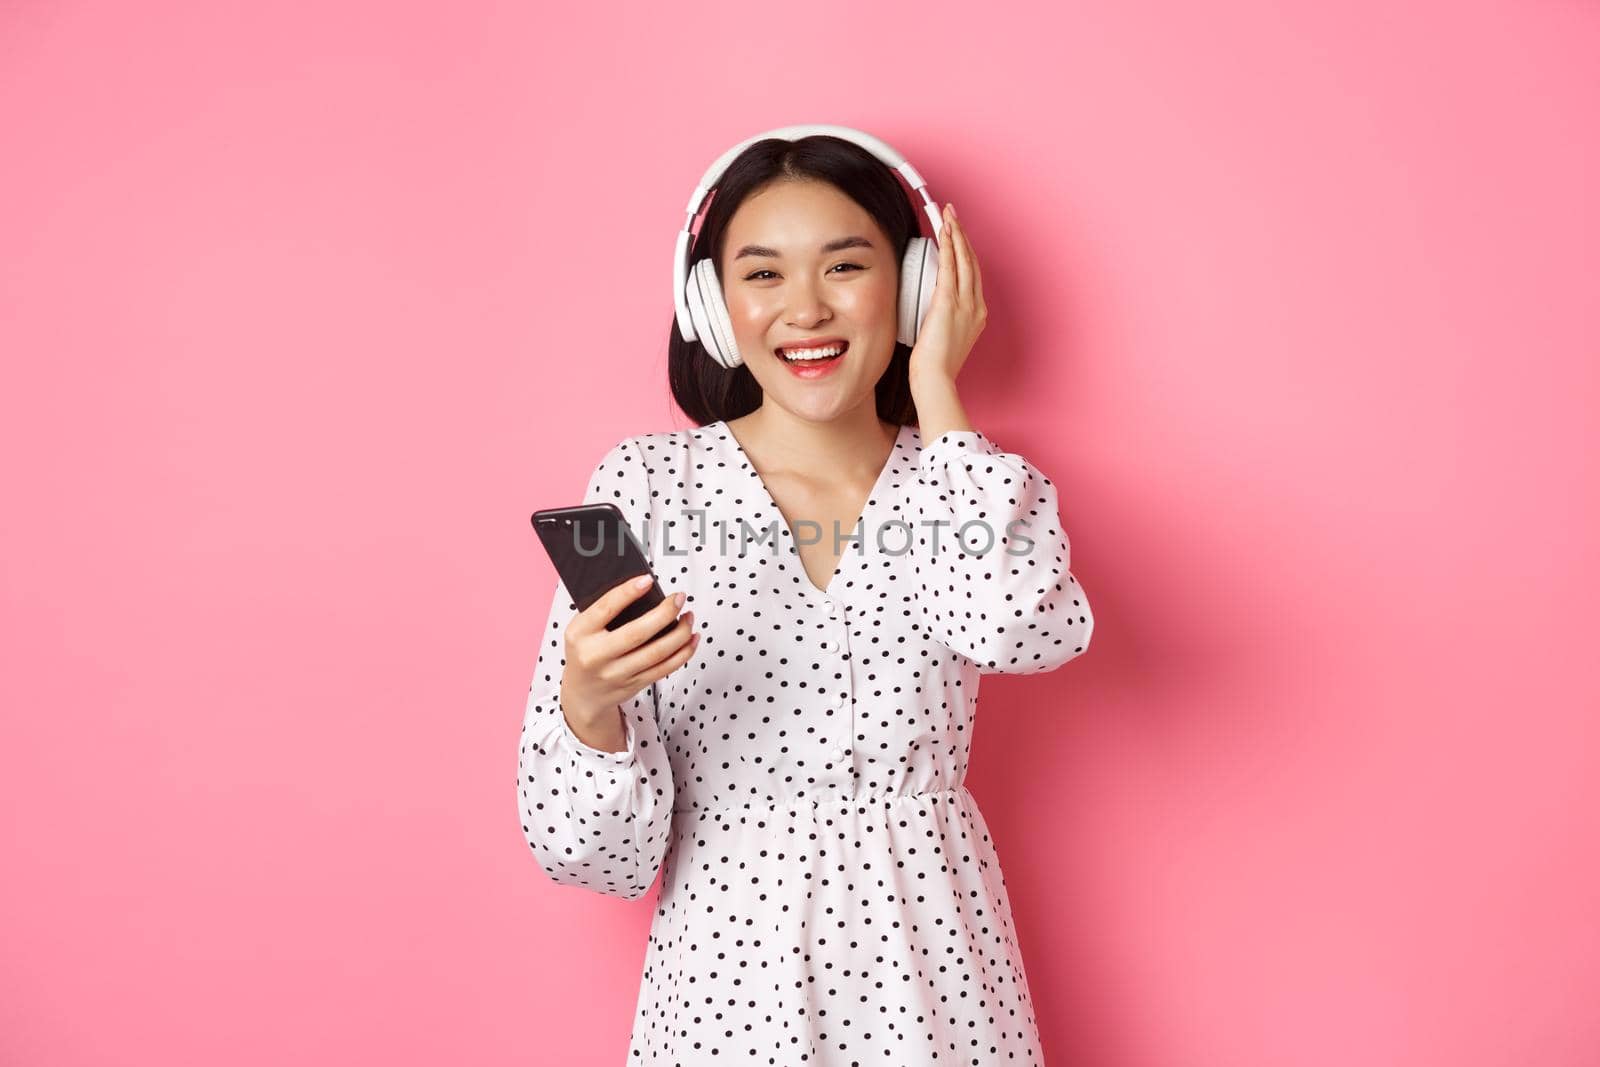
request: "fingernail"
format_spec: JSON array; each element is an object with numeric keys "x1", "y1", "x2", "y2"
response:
[
  {"x1": 949, "y1": 203, "x2": 957, "y2": 218},
  {"x1": 634, "y1": 575, "x2": 651, "y2": 589},
  {"x1": 674, "y1": 591, "x2": 686, "y2": 608}
]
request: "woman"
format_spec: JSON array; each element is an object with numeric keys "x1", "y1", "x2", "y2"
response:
[{"x1": 518, "y1": 127, "x2": 1095, "y2": 1063}]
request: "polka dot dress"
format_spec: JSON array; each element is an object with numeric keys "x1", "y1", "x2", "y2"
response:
[{"x1": 518, "y1": 420, "x2": 1095, "y2": 1064}]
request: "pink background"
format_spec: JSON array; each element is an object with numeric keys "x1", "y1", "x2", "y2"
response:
[{"x1": 3, "y1": 2, "x2": 1597, "y2": 1064}]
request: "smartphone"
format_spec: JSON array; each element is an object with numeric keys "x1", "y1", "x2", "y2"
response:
[{"x1": 531, "y1": 503, "x2": 678, "y2": 645}]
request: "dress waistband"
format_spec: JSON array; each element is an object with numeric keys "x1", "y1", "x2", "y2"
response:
[{"x1": 672, "y1": 785, "x2": 968, "y2": 816}]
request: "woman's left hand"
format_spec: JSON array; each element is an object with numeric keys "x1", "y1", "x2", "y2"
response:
[{"x1": 907, "y1": 203, "x2": 986, "y2": 386}]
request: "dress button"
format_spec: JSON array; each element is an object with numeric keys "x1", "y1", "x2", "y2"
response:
[
  {"x1": 826, "y1": 600, "x2": 841, "y2": 617},
  {"x1": 832, "y1": 745, "x2": 851, "y2": 763},
  {"x1": 830, "y1": 693, "x2": 846, "y2": 709},
  {"x1": 819, "y1": 639, "x2": 836, "y2": 653}
]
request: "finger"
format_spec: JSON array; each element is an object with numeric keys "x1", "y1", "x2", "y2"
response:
[
  {"x1": 952, "y1": 214, "x2": 980, "y2": 297},
  {"x1": 606, "y1": 589, "x2": 686, "y2": 655},
  {"x1": 572, "y1": 573, "x2": 658, "y2": 636},
  {"x1": 970, "y1": 232, "x2": 984, "y2": 310},
  {"x1": 949, "y1": 211, "x2": 974, "y2": 309},
  {"x1": 936, "y1": 205, "x2": 958, "y2": 302},
  {"x1": 638, "y1": 625, "x2": 701, "y2": 684},
  {"x1": 619, "y1": 611, "x2": 696, "y2": 679}
]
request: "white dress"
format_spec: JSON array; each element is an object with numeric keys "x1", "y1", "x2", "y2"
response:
[{"x1": 517, "y1": 419, "x2": 1094, "y2": 1065}]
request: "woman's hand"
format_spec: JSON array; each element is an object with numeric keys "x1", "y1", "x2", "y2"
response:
[
  {"x1": 559, "y1": 578, "x2": 698, "y2": 747},
  {"x1": 907, "y1": 203, "x2": 986, "y2": 388}
]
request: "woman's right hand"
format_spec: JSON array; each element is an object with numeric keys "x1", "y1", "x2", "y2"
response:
[{"x1": 559, "y1": 577, "x2": 699, "y2": 731}]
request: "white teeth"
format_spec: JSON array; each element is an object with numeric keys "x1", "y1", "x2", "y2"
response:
[{"x1": 781, "y1": 345, "x2": 844, "y2": 361}]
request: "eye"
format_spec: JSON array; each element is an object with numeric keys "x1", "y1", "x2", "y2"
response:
[{"x1": 742, "y1": 263, "x2": 866, "y2": 282}]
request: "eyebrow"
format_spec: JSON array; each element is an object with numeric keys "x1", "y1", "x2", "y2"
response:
[{"x1": 732, "y1": 235, "x2": 876, "y2": 260}]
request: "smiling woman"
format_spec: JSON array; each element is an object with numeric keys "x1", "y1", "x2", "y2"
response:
[
  {"x1": 665, "y1": 133, "x2": 927, "y2": 426},
  {"x1": 518, "y1": 125, "x2": 1096, "y2": 1066}
]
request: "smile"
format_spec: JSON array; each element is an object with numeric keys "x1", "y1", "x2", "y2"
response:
[
  {"x1": 776, "y1": 340, "x2": 848, "y2": 362},
  {"x1": 775, "y1": 340, "x2": 848, "y2": 379}
]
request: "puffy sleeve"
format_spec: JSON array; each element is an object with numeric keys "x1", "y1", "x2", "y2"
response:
[
  {"x1": 516, "y1": 437, "x2": 676, "y2": 900},
  {"x1": 908, "y1": 429, "x2": 1095, "y2": 675}
]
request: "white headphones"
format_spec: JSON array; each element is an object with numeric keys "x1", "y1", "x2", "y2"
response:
[{"x1": 672, "y1": 123, "x2": 946, "y2": 370}]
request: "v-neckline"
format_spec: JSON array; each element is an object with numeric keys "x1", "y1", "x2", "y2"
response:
[{"x1": 718, "y1": 418, "x2": 908, "y2": 601}]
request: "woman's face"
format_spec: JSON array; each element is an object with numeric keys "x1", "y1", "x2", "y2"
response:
[{"x1": 717, "y1": 179, "x2": 899, "y2": 423}]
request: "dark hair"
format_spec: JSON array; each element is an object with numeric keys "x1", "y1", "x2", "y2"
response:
[{"x1": 667, "y1": 134, "x2": 922, "y2": 428}]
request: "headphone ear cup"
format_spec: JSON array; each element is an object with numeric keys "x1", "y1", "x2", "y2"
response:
[
  {"x1": 688, "y1": 257, "x2": 743, "y2": 369},
  {"x1": 898, "y1": 237, "x2": 938, "y2": 348},
  {"x1": 684, "y1": 257, "x2": 721, "y2": 362}
]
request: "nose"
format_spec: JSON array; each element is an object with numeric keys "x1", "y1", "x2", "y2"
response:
[{"x1": 784, "y1": 276, "x2": 831, "y2": 328}]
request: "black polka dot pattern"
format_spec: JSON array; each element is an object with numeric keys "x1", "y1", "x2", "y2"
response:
[{"x1": 518, "y1": 420, "x2": 1095, "y2": 1063}]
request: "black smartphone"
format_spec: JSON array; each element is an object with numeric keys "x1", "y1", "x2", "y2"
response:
[{"x1": 531, "y1": 503, "x2": 678, "y2": 645}]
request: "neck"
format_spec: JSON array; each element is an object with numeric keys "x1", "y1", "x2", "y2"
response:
[{"x1": 733, "y1": 403, "x2": 896, "y2": 482}]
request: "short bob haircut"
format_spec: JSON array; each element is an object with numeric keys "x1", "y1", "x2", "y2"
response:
[{"x1": 667, "y1": 134, "x2": 923, "y2": 429}]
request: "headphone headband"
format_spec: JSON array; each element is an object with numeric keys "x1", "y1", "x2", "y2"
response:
[{"x1": 672, "y1": 124, "x2": 944, "y2": 346}]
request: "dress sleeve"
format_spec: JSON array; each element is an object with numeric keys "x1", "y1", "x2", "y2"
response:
[
  {"x1": 516, "y1": 437, "x2": 676, "y2": 900},
  {"x1": 908, "y1": 429, "x2": 1095, "y2": 675}
]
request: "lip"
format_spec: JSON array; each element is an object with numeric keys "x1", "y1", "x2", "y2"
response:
[
  {"x1": 773, "y1": 336, "x2": 849, "y2": 356},
  {"x1": 778, "y1": 344, "x2": 848, "y2": 381}
]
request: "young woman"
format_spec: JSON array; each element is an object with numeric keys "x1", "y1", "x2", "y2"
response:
[{"x1": 518, "y1": 126, "x2": 1095, "y2": 1064}]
